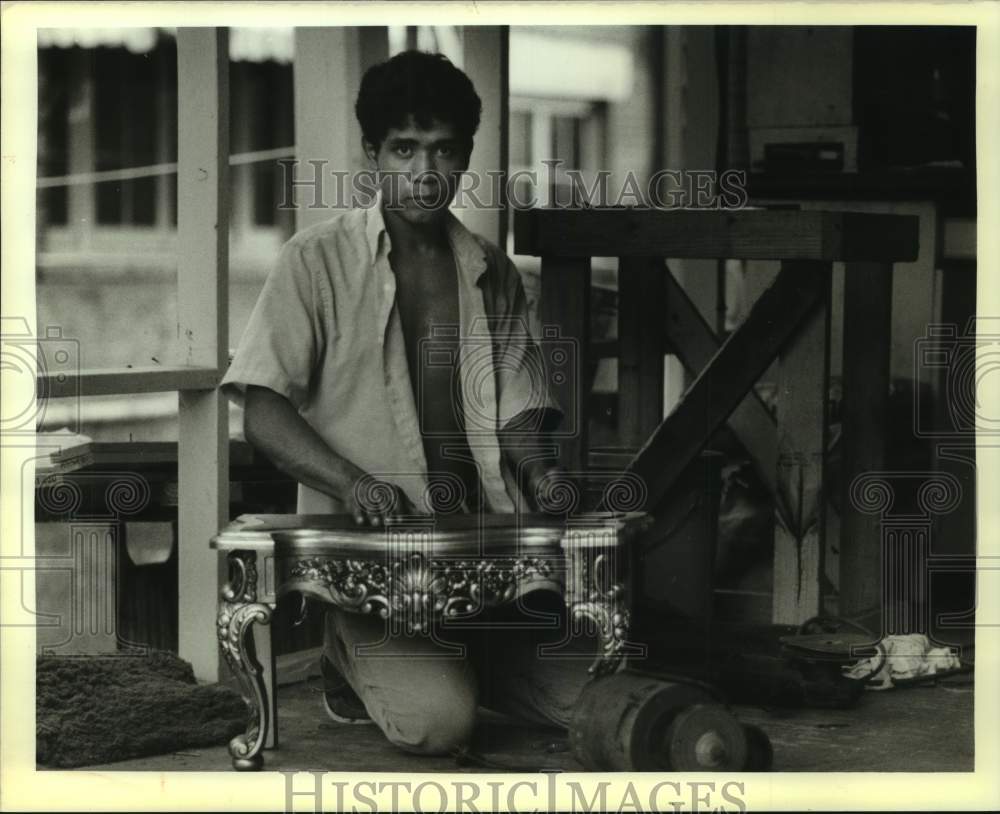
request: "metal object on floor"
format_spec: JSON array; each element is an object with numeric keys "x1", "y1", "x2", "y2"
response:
[
  {"x1": 568, "y1": 671, "x2": 757, "y2": 771},
  {"x1": 666, "y1": 703, "x2": 749, "y2": 771}
]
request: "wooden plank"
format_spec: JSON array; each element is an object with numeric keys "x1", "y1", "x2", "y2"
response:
[
  {"x1": 660, "y1": 265, "x2": 779, "y2": 502},
  {"x1": 39, "y1": 365, "x2": 219, "y2": 398},
  {"x1": 772, "y1": 265, "x2": 831, "y2": 624},
  {"x1": 461, "y1": 26, "x2": 509, "y2": 247},
  {"x1": 621, "y1": 262, "x2": 829, "y2": 512},
  {"x1": 359, "y1": 27, "x2": 388, "y2": 72},
  {"x1": 85, "y1": 440, "x2": 254, "y2": 467},
  {"x1": 617, "y1": 257, "x2": 665, "y2": 449},
  {"x1": 839, "y1": 261, "x2": 892, "y2": 618},
  {"x1": 540, "y1": 256, "x2": 590, "y2": 472},
  {"x1": 176, "y1": 28, "x2": 230, "y2": 683},
  {"x1": 513, "y1": 208, "x2": 919, "y2": 262},
  {"x1": 293, "y1": 28, "x2": 364, "y2": 229},
  {"x1": 290, "y1": 26, "x2": 385, "y2": 225}
]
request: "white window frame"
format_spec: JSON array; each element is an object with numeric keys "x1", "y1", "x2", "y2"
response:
[{"x1": 36, "y1": 28, "x2": 230, "y2": 681}]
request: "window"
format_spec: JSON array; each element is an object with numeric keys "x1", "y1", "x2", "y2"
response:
[
  {"x1": 93, "y1": 44, "x2": 171, "y2": 226},
  {"x1": 37, "y1": 47, "x2": 70, "y2": 226}
]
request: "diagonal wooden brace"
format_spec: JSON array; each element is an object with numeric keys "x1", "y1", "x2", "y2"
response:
[
  {"x1": 621, "y1": 261, "x2": 830, "y2": 513},
  {"x1": 659, "y1": 262, "x2": 780, "y2": 505}
]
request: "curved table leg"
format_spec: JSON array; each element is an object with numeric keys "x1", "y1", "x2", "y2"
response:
[
  {"x1": 217, "y1": 550, "x2": 274, "y2": 771},
  {"x1": 565, "y1": 549, "x2": 632, "y2": 677}
]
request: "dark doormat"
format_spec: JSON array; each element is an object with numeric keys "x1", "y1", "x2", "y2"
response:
[{"x1": 37, "y1": 650, "x2": 246, "y2": 768}]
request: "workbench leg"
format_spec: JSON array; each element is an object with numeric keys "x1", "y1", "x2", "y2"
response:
[
  {"x1": 840, "y1": 261, "x2": 893, "y2": 620},
  {"x1": 618, "y1": 257, "x2": 665, "y2": 452},
  {"x1": 772, "y1": 261, "x2": 831, "y2": 624},
  {"x1": 540, "y1": 256, "x2": 591, "y2": 473},
  {"x1": 218, "y1": 551, "x2": 274, "y2": 771}
]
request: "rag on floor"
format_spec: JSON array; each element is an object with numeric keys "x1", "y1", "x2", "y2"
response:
[{"x1": 845, "y1": 633, "x2": 962, "y2": 690}]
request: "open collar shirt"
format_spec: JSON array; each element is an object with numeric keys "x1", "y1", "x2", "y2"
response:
[{"x1": 221, "y1": 198, "x2": 560, "y2": 514}]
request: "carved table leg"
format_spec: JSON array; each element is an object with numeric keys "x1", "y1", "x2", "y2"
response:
[
  {"x1": 565, "y1": 547, "x2": 632, "y2": 677},
  {"x1": 217, "y1": 550, "x2": 274, "y2": 771}
]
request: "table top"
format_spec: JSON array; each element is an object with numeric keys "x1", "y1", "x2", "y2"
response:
[{"x1": 211, "y1": 512, "x2": 650, "y2": 555}]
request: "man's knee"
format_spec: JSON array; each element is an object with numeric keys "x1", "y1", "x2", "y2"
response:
[{"x1": 380, "y1": 685, "x2": 478, "y2": 756}]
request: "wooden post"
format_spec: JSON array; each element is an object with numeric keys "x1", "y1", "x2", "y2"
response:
[
  {"x1": 176, "y1": 28, "x2": 229, "y2": 683},
  {"x1": 541, "y1": 257, "x2": 591, "y2": 473},
  {"x1": 618, "y1": 257, "x2": 665, "y2": 450},
  {"x1": 840, "y1": 261, "x2": 893, "y2": 619},
  {"x1": 293, "y1": 28, "x2": 363, "y2": 230},
  {"x1": 461, "y1": 26, "x2": 509, "y2": 247},
  {"x1": 772, "y1": 261, "x2": 831, "y2": 624},
  {"x1": 291, "y1": 27, "x2": 386, "y2": 232},
  {"x1": 360, "y1": 26, "x2": 389, "y2": 73},
  {"x1": 230, "y1": 65, "x2": 254, "y2": 235}
]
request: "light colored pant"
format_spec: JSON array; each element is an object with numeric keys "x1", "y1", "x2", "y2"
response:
[{"x1": 323, "y1": 593, "x2": 594, "y2": 755}]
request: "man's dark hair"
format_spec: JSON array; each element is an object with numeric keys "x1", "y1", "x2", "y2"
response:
[{"x1": 355, "y1": 50, "x2": 482, "y2": 154}]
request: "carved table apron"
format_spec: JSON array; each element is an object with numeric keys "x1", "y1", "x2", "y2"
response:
[{"x1": 212, "y1": 512, "x2": 647, "y2": 771}]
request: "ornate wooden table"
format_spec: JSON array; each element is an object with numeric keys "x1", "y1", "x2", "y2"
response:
[{"x1": 212, "y1": 512, "x2": 648, "y2": 770}]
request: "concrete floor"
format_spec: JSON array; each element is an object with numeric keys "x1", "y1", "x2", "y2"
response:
[{"x1": 76, "y1": 671, "x2": 974, "y2": 773}]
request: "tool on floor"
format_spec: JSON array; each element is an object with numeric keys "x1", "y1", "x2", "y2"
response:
[
  {"x1": 568, "y1": 671, "x2": 769, "y2": 771},
  {"x1": 635, "y1": 618, "x2": 889, "y2": 710}
]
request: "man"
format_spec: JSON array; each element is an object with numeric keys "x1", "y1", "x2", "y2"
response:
[{"x1": 221, "y1": 50, "x2": 586, "y2": 756}]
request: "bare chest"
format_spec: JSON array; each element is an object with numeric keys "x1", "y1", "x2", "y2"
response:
[
  {"x1": 389, "y1": 248, "x2": 472, "y2": 455},
  {"x1": 391, "y1": 251, "x2": 462, "y2": 343}
]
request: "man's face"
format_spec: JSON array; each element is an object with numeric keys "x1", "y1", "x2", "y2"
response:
[{"x1": 364, "y1": 116, "x2": 469, "y2": 226}]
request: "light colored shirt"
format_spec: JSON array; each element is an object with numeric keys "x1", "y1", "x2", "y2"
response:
[{"x1": 220, "y1": 199, "x2": 561, "y2": 514}]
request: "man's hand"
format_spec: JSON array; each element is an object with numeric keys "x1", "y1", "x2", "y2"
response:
[
  {"x1": 244, "y1": 385, "x2": 418, "y2": 523},
  {"x1": 523, "y1": 462, "x2": 582, "y2": 515},
  {"x1": 347, "y1": 475, "x2": 416, "y2": 526},
  {"x1": 497, "y1": 408, "x2": 580, "y2": 514}
]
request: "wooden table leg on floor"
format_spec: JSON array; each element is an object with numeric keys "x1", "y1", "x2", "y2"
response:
[{"x1": 217, "y1": 550, "x2": 274, "y2": 771}]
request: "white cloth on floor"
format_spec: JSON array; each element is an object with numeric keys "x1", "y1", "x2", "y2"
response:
[{"x1": 845, "y1": 633, "x2": 962, "y2": 690}]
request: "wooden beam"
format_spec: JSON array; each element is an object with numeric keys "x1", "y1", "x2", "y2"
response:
[
  {"x1": 359, "y1": 27, "x2": 389, "y2": 72},
  {"x1": 660, "y1": 264, "x2": 779, "y2": 501},
  {"x1": 461, "y1": 26, "x2": 509, "y2": 247},
  {"x1": 176, "y1": 28, "x2": 229, "y2": 683},
  {"x1": 772, "y1": 264, "x2": 831, "y2": 624},
  {"x1": 541, "y1": 256, "x2": 590, "y2": 473},
  {"x1": 622, "y1": 262, "x2": 829, "y2": 511},
  {"x1": 39, "y1": 365, "x2": 218, "y2": 398},
  {"x1": 618, "y1": 257, "x2": 665, "y2": 449},
  {"x1": 293, "y1": 28, "x2": 364, "y2": 229},
  {"x1": 839, "y1": 261, "x2": 893, "y2": 618},
  {"x1": 514, "y1": 208, "x2": 919, "y2": 262}
]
